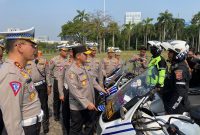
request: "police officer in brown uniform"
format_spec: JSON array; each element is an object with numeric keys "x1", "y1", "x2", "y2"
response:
[
  {"x1": 0, "y1": 40, "x2": 4, "y2": 66},
  {"x1": 85, "y1": 45, "x2": 103, "y2": 85},
  {"x1": 129, "y1": 46, "x2": 148, "y2": 75},
  {"x1": 66, "y1": 45, "x2": 108, "y2": 135},
  {"x1": 26, "y1": 49, "x2": 51, "y2": 133},
  {"x1": 49, "y1": 46, "x2": 68, "y2": 121},
  {"x1": 0, "y1": 27, "x2": 43, "y2": 135},
  {"x1": 57, "y1": 45, "x2": 74, "y2": 134},
  {"x1": 0, "y1": 39, "x2": 5, "y2": 134},
  {"x1": 115, "y1": 49, "x2": 123, "y2": 68},
  {"x1": 85, "y1": 45, "x2": 103, "y2": 108},
  {"x1": 101, "y1": 47, "x2": 118, "y2": 86}
]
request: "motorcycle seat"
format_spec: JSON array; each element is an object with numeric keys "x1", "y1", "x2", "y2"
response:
[{"x1": 190, "y1": 105, "x2": 200, "y2": 125}]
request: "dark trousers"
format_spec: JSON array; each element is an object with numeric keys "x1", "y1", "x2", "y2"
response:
[
  {"x1": 163, "y1": 92, "x2": 190, "y2": 114},
  {"x1": 69, "y1": 110, "x2": 96, "y2": 135},
  {"x1": 53, "y1": 79, "x2": 61, "y2": 119},
  {"x1": 0, "y1": 110, "x2": 4, "y2": 135},
  {"x1": 23, "y1": 122, "x2": 41, "y2": 135},
  {"x1": 35, "y1": 83, "x2": 49, "y2": 131},
  {"x1": 62, "y1": 88, "x2": 70, "y2": 134}
]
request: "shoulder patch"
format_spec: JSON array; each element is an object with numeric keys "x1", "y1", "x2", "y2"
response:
[
  {"x1": 9, "y1": 81, "x2": 21, "y2": 96},
  {"x1": 175, "y1": 70, "x2": 183, "y2": 80}
]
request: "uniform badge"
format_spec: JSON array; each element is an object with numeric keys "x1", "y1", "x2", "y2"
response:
[
  {"x1": 29, "y1": 84, "x2": 36, "y2": 92},
  {"x1": 29, "y1": 92, "x2": 36, "y2": 101},
  {"x1": 10, "y1": 81, "x2": 22, "y2": 96},
  {"x1": 83, "y1": 75, "x2": 87, "y2": 80},
  {"x1": 82, "y1": 80, "x2": 86, "y2": 86},
  {"x1": 86, "y1": 66, "x2": 91, "y2": 70},
  {"x1": 27, "y1": 69, "x2": 31, "y2": 74},
  {"x1": 175, "y1": 70, "x2": 183, "y2": 80},
  {"x1": 20, "y1": 71, "x2": 29, "y2": 79}
]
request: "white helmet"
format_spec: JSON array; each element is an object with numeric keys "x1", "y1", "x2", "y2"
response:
[
  {"x1": 161, "y1": 40, "x2": 189, "y2": 61},
  {"x1": 148, "y1": 40, "x2": 162, "y2": 56}
]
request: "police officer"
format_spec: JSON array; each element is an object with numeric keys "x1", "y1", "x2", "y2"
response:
[
  {"x1": 57, "y1": 45, "x2": 74, "y2": 134},
  {"x1": 115, "y1": 49, "x2": 123, "y2": 68},
  {"x1": 101, "y1": 47, "x2": 118, "y2": 86},
  {"x1": 66, "y1": 45, "x2": 108, "y2": 135},
  {"x1": 85, "y1": 46, "x2": 102, "y2": 84},
  {"x1": 26, "y1": 49, "x2": 51, "y2": 133},
  {"x1": 0, "y1": 40, "x2": 4, "y2": 66},
  {"x1": 49, "y1": 46, "x2": 68, "y2": 121},
  {"x1": 0, "y1": 27, "x2": 43, "y2": 135},
  {"x1": 161, "y1": 40, "x2": 190, "y2": 114},
  {"x1": 129, "y1": 46, "x2": 148, "y2": 75},
  {"x1": 146, "y1": 41, "x2": 167, "y2": 91},
  {"x1": 0, "y1": 39, "x2": 5, "y2": 134}
]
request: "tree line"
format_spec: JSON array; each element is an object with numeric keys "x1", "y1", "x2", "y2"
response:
[{"x1": 59, "y1": 10, "x2": 200, "y2": 52}]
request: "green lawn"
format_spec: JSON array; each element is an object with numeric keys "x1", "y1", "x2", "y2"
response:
[
  {"x1": 43, "y1": 50, "x2": 168, "y2": 61},
  {"x1": 42, "y1": 50, "x2": 168, "y2": 73}
]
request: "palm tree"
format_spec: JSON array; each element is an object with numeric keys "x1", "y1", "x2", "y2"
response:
[
  {"x1": 73, "y1": 10, "x2": 89, "y2": 44},
  {"x1": 173, "y1": 18, "x2": 185, "y2": 40},
  {"x1": 133, "y1": 22, "x2": 143, "y2": 50},
  {"x1": 90, "y1": 11, "x2": 111, "y2": 52},
  {"x1": 73, "y1": 10, "x2": 89, "y2": 22},
  {"x1": 143, "y1": 17, "x2": 154, "y2": 47},
  {"x1": 123, "y1": 22, "x2": 134, "y2": 50},
  {"x1": 192, "y1": 11, "x2": 200, "y2": 51},
  {"x1": 184, "y1": 25, "x2": 198, "y2": 49},
  {"x1": 157, "y1": 10, "x2": 173, "y2": 41},
  {"x1": 107, "y1": 21, "x2": 119, "y2": 47}
]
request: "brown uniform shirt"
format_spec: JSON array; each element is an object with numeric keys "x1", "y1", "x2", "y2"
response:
[
  {"x1": 66, "y1": 62, "x2": 104, "y2": 110},
  {"x1": 0, "y1": 60, "x2": 3, "y2": 68},
  {"x1": 49, "y1": 55, "x2": 67, "y2": 80},
  {"x1": 85, "y1": 56, "x2": 103, "y2": 84},
  {"x1": 26, "y1": 57, "x2": 51, "y2": 86},
  {"x1": 101, "y1": 57, "x2": 118, "y2": 76},
  {"x1": 57, "y1": 57, "x2": 74, "y2": 97},
  {"x1": 0, "y1": 59, "x2": 41, "y2": 135}
]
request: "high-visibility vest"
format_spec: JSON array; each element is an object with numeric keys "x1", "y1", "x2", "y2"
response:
[{"x1": 147, "y1": 56, "x2": 166, "y2": 87}]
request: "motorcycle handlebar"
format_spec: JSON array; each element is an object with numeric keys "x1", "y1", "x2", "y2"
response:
[{"x1": 168, "y1": 116, "x2": 194, "y2": 124}]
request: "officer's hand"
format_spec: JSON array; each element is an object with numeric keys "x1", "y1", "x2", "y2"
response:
[
  {"x1": 59, "y1": 96, "x2": 64, "y2": 101},
  {"x1": 105, "y1": 87, "x2": 111, "y2": 94},
  {"x1": 47, "y1": 86, "x2": 52, "y2": 95},
  {"x1": 102, "y1": 89, "x2": 109, "y2": 94},
  {"x1": 87, "y1": 102, "x2": 98, "y2": 111}
]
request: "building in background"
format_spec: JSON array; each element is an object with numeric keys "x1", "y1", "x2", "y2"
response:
[{"x1": 125, "y1": 12, "x2": 142, "y2": 24}]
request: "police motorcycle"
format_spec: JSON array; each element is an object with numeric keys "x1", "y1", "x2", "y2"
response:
[
  {"x1": 98, "y1": 64, "x2": 136, "y2": 111},
  {"x1": 97, "y1": 70, "x2": 200, "y2": 135}
]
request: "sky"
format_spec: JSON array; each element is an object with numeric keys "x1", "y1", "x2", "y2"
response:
[{"x1": 0, "y1": 0, "x2": 200, "y2": 40}]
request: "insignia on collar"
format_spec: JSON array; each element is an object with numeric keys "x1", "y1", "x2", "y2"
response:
[
  {"x1": 10, "y1": 81, "x2": 22, "y2": 96},
  {"x1": 14, "y1": 62, "x2": 22, "y2": 69}
]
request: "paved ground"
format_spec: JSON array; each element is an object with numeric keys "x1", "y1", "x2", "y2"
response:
[{"x1": 40, "y1": 93, "x2": 66, "y2": 135}]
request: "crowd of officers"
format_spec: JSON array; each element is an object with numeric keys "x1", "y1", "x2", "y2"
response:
[{"x1": 0, "y1": 28, "x2": 200, "y2": 135}]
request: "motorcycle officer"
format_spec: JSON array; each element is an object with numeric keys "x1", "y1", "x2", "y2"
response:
[
  {"x1": 161, "y1": 40, "x2": 190, "y2": 114},
  {"x1": 146, "y1": 41, "x2": 167, "y2": 92}
]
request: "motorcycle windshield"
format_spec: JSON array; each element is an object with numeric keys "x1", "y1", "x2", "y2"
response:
[{"x1": 103, "y1": 70, "x2": 154, "y2": 121}]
